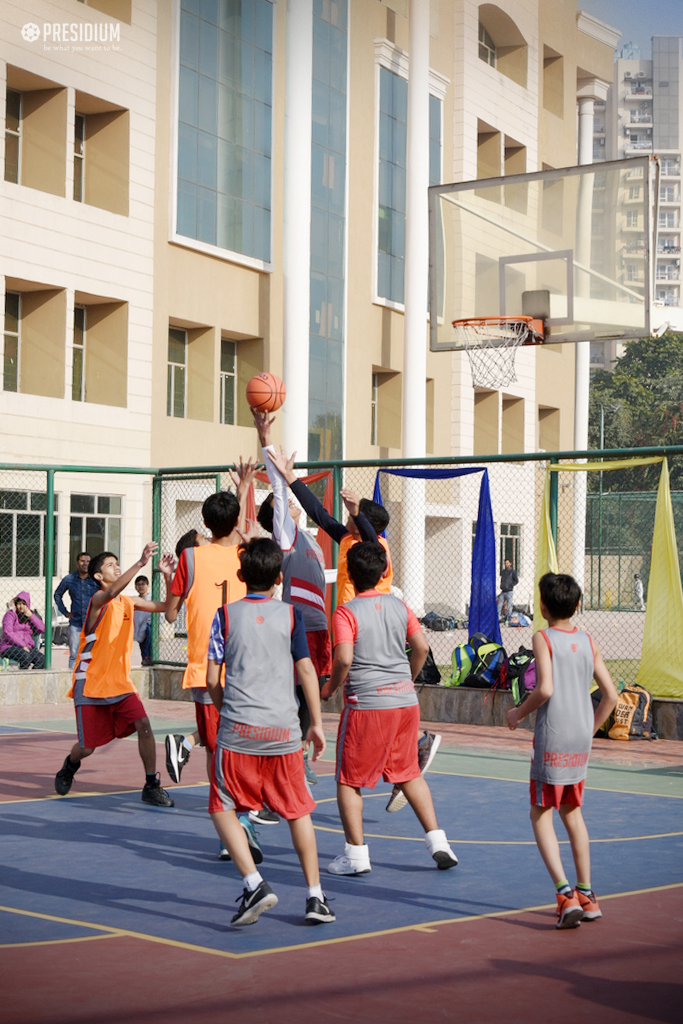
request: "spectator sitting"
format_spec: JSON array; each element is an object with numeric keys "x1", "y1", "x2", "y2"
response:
[
  {"x1": 1, "y1": 593, "x2": 46, "y2": 669},
  {"x1": 54, "y1": 553, "x2": 99, "y2": 669}
]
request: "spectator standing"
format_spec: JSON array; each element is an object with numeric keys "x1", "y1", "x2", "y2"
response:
[
  {"x1": 633, "y1": 573, "x2": 646, "y2": 612},
  {"x1": 54, "y1": 553, "x2": 99, "y2": 668},
  {"x1": 1, "y1": 593, "x2": 45, "y2": 669},
  {"x1": 497, "y1": 558, "x2": 518, "y2": 623},
  {"x1": 134, "y1": 575, "x2": 152, "y2": 665}
]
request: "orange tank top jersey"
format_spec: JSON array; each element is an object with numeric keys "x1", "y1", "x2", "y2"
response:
[
  {"x1": 336, "y1": 535, "x2": 392, "y2": 606},
  {"x1": 68, "y1": 595, "x2": 136, "y2": 700},
  {"x1": 179, "y1": 543, "x2": 246, "y2": 689}
]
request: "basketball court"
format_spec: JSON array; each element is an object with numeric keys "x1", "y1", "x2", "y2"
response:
[{"x1": 1, "y1": 701, "x2": 681, "y2": 1024}]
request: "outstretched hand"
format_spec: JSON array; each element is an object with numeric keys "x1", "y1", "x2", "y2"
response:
[
  {"x1": 139, "y1": 542, "x2": 158, "y2": 567},
  {"x1": 158, "y1": 553, "x2": 175, "y2": 576},
  {"x1": 236, "y1": 518, "x2": 260, "y2": 545},
  {"x1": 340, "y1": 488, "x2": 360, "y2": 517},
  {"x1": 228, "y1": 455, "x2": 259, "y2": 492},
  {"x1": 266, "y1": 445, "x2": 297, "y2": 484},
  {"x1": 252, "y1": 409, "x2": 276, "y2": 446}
]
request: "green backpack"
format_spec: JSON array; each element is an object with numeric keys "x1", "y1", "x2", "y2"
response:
[{"x1": 447, "y1": 642, "x2": 475, "y2": 687}]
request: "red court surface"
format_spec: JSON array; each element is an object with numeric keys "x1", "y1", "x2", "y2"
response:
[{"x1": 1, "y1": 701, "x2": 681, "y2": 1024}]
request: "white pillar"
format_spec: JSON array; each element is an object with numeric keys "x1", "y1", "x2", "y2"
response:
[
  {"x1": 282, "y1": 0, "x2": 313, "y2": 460},
  {"x1": 401, "y1": 0, "x2": 430, "y2": 616}
]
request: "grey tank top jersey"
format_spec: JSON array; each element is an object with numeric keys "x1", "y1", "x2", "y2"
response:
[
  {"x1": 344, "y1": 593, "x2": 418, "y2": 710},
  {"x1": 283, "y1": 526, "x2": 328, "y2": 632},
  {"x1": 216, "y1": 598, "x2": 302, "y2": 756},
  {"x1": 531, "y1": 627, "x2": 595, "y2": 784}
]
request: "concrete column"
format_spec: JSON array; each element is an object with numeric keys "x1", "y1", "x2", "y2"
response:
[
  {"x1": 282, "y1": 0, "x2": 313, "y2": 460},
  {"x1": 401, "y1": 0, "x2": 430, "y2": 616}
]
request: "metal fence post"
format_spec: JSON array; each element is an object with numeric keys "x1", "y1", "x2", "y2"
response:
[
  {"x1": 44, "y1": 469, "x2": 55, "y2": 671},
  {"x1": 151, "y1": 473, "x2": 162, "y2": 663},
  {"x1": 549, "y1": 458, "x2": 559, "y2": 548},
  {"x1": 331, "y1": 463, "x2": 342, "y2": 609}
]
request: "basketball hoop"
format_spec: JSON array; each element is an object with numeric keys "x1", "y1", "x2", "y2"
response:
[{"x1": 451, "y1": 316, "x2": 541, "y2": 389}]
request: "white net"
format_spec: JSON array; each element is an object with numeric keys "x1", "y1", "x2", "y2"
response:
[{"x1": 452, "y1": 318, "x2": 531, "y2": 389}]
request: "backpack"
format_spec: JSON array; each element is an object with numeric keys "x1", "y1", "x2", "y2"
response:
[
  {"x1": 421, "y1": 611, "x2": 456, "y2": 631},
  {"x1": 501, "y1": 646, "x2": 536, "y2": 705},
  {"x1": 412, "y1": 645, "x2": 442, "y2": 688},
  {"x1": 608, "y1": 684, "x2": 657, "y2": 741},
  {"x1": 447, "y1": 642, "x2": 475, "y2": 687},
  {"x1": 465, "y1": 633, "x2": 507, "y2": 688}
]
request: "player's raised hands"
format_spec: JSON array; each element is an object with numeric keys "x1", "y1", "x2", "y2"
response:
[
  {"x1": 228, "y1": 455, "x2": 259, "y2": 492},
  {"x1": 139, "y1": 542, "x2": 158, "y2": 566},
  {"x1": 236, "y1": 518, "x2": 260, "y2": 545},
  {"x1": 340, "y1": 488, "x2": 361, "y2": 517},
  {"x1": 305, "y1": 725, "x2": 326, "y2": 762},
  {"x1": 251, "y1": 408, "x2": 276, "y2": 446},
  {"x1": 266, "y1": 445, "x2": 297, "y2": 484},
  {"x1": 158, "y1": 553, "x2": 175, "y2": 577}
]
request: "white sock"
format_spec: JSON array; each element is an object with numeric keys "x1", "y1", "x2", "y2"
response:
[
  {"x1": 182, "y1": 737, "x2": 194, "y2": 752},
  {"x1": 307, "y1": 883, "x2": 323, "y2": 900},
  {"x1": 344, "y1": 842, "x2": 369, "y2": 860},
  {"x1": 243, "y1": 871, "x2": 263, "y2": 892},
  {"x1": 424, "y1": 829, "x2": 449, "y2": 853}
]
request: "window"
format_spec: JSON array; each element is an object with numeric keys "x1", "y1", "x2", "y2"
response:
[
  {"x1": 69, "y1": 494, "x2": 121, "y2": 569},
  {"x1": 220, "y1": 338, "x2": 236, "y2": 425},
  {"x1": 661, "y1": 159, "x2": 679, "y2": 176},
  {"x1": 0, "y1": 491, "x2": 59, "y2": 579},
  {"x1": 479, "y1": 23, "x2": 496, "y2": 67},
  {"x1": 72, "y1": 307, "x2": 85, "y2": 401},
  {"x1": 371, "y1": 372, "x2": 378, "y2": 445},
  {"x1": 626, "y1": 210, "x2": 639, "y2": 227},
  {"x1": 4, "y1": 89, "x2": 20, "y2": 183},
  {"x1": 167, "y1": 328, "x2": 186, "y2": 418},
  {"x1": 176, "y1": 0, "x2": 274, "y2": 261},
  {"x1": 500, "y1": 523, "x2": 520, "y2": 570},
  {"x1": 659, "y1": 212, "x2": 676, "y2": 228},
  {"x1": 660, "y1": 187, "x2": 675, "y2": 202},
  {"x1": 629, "y1": 186, "x2": 641, "y2": 199},
  {"x1": 3, "y1": 292, "x2": 19, "y2": 392},
  {"x1": 377, "y1": 67, "x2": 407, "y2": 304},
  {"x1": 73, "y1": 114, "x2": 85, "y2": 202},
  {"x1": 625, "y1": 264, "x2": 639, "y2": 282}
]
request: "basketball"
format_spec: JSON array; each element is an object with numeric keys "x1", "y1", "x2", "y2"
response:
[{"x1": 245, "y1": 372, "x2": 286, "y2": 413}]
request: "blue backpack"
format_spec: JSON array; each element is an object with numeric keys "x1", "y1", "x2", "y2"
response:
[{"x1": 466, "y1": 633, "x2": 507, "y2": 688}]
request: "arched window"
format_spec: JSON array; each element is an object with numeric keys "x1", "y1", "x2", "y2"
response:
[{"x1": 478, "y1": 5, "x2": 528, "y2": 88}]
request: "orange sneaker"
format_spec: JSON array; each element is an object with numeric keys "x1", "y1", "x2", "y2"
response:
[
  {"x1": 576, "y1": 888, "x2": 602, "y2": 920},
  {"x1": 556, "y1": 890, "x2": 583, "y2": 929}
]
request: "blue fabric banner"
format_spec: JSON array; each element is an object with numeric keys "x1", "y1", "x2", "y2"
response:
[{"x1": 373, "y1": 468, "x2": 501, "y2": 644}]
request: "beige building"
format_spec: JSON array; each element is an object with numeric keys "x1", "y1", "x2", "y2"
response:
[{"x1": 0, "y1": 0, "x2": 616, "y2": 610}]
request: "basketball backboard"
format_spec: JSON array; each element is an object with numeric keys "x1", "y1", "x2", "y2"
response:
[{"x1": 429, "y1": 157, "x2": 654, "y2": 352}]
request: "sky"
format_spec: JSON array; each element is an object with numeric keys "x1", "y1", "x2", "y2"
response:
[{"x1": 578, "y1": 0, "x2": 683, "y2": 58}]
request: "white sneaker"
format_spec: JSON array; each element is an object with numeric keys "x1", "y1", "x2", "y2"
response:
[
  {"x1": 327, "y1": 843, "x2": 371, "y2": 875},
  {"x1": 425, "y1": 829, "x2": 458, "y2": 870}
]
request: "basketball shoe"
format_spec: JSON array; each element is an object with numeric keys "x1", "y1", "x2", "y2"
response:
[
  {"x1": 576, "y1": 888, "x2": 602, "y2": 920},
  {"x1": 386, "y1": 731, "x2": 442, "y2": 812},
  {"x1": 165, "y1": 733, "x2": 191, "y2": 784},
  {"x1": 556, "y1": 890, "x2": 583, "y2": 929}
]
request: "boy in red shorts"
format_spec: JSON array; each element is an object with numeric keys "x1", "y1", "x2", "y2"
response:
[
  {"x1": 207, "y1": 537, "x2": 335, "y2": 926},
  {"x1": 323, "y1": 542, "x2": 457, "y2": 876},
  {"x1": 506, "y1": 572, "x2": 617, "y2": 928},
  {"x1": 54, "y1": 543, "x2": 175, "y2": 806}
]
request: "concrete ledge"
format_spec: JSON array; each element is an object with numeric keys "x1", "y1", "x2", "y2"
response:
[{"x1": 2, "y1": 666, "x2": 680, "y2": 740}]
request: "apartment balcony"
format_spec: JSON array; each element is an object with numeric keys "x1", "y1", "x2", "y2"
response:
[
  {"x1": 657, "y1": 244, "x2": 681, "y2": 255},
  {"x1": 656, "y1": 271, "x2": 681, "y2": 282},
  {"x1": 593, "y1": 126, "x2": 606, "y2": 134},
  {"x1": 661, "y1": 166, "x2": 681, "y2": 178},
  {"x1": 659, "y1": 196, "x2": 680, "y2": 205},
  {"x1": 658, "y1": 222, "x2": 680, "y2": 232},
  {"x1": 624, "y1": 141, "x2": 653, "y2": 152},
  {"x1": 627, "y1": 87, "x2": 652, "y2": 97},
  {"x1": 629, "y1": 115, "x2": 653, "y2": 125}
]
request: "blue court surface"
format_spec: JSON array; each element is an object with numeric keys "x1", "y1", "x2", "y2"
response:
[{"x1": 1, "y1": 771, "x2": 681, "y2": 956}]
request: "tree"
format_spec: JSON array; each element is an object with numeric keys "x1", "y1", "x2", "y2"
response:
[{"x1": 588, "y1": 333, "x2": 683, "y2": 492}]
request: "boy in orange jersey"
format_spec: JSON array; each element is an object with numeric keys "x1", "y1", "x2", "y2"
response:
[{"x1": 55, "y1": 543, "x2": 176, "y2": 806}]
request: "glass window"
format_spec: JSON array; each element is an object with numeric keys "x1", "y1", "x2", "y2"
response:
[
  {"x1": 500, "y1": 523, "x2": 521, "y2": 570},
  {"x1": 4, "y1": 89, "x2": 20, "y2": 184},
  {"x1": 377, "y1": 68, "x2": 407, "y2": 304},
  {"x1": 69, "y1": 495, "x2": 122, "y2": 568},
  {"x1": 167, "y1": 328, "x2": 187, "y2": 418},
  {"x1": 72, "y1": 307, "x2": 85, "y2": 402},
  {"x1": 74, "y1": 114, "x2": 85, "y2": 202},
  {"x1": 0, "y1": 491, "x2": 59, "y2": 578},
  {"x1": 3, "y1": 292, "x2": 20, "y2": 393},
  {"x1": 177, "y1": 0, "x2": 273, "y2": 261},
  {"x1": 220, "y1": 337, "x2": 236, "y2": 425},
  {"x1": 371, "y1": 372, "x2": 378, "y2": 445},
  {"x1": 478, "y1": 23, "x2": 496, "y2": 68}
]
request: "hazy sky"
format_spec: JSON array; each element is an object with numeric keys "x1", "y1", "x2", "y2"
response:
[{"x1": 579, "y1": 0, "x2": 683, "y2": 58}]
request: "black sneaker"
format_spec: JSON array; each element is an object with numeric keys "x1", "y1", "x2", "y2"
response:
[
  {"x1": 141, "y1": 774, "x2": 174, "y2": 807},
  {"x1": 165, "y1": 734, "x2": 191, "y2": 784},
  {"x1": 248, "y1": 807, "x2": 280, "y2": 826},
  {"x1": 55, "y1": 756, "x2": 80, "y2": 796},
  {"x1": 231, "y1": 880, "x2": 278, "y2": 926},
  {"x1": 305, "y1": 894, "x2": 336, "y2": 924}
]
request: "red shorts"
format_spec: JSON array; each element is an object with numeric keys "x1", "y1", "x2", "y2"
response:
[
  {"x1": 335, "y1": 704, "x2": 421, "y2": 788},
  {"x1": 306, "y1": 628, "x2": 332, "y2": 678},
  {"x1": 209, "y1": 748, "x2": 316, "y2": 820},
  {"x1": 75, "y1": 693, "x2": 146, "y2": 749},
  {"x1": 530, "y1": 779, "x2": 585, "y2": 809},
  {"x1": 194, "y1": 700, "x2": 220, "y2": 753}
]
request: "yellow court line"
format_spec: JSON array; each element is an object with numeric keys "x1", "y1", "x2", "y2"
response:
[
  {"x1": 0, "y1": 933, "x2": 117, "y2": 950},
  {"x1": 1, "y1": 882, "x2": 681, "y2": 960},
  {"x1": 312, "y1": 824, "x2": 683, "y2": 845},
  {"x1": 427, "y1": 767, "x2": 683, "y2": 800},
  {"x1": 0, "y1": 780, "x2": 209, "y2": 806}
]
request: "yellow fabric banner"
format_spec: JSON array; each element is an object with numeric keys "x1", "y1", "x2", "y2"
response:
[
  {"x1": 637, "y1": 460, "x2": 683, "y2": 699},
  {"x1": 535, "y1": 457, "x2": 683, "y2": 698}
]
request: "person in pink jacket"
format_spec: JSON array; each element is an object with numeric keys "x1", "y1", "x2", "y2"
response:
[{"x1": 0, "y1": 592, "x2": 45, "y2": 669}]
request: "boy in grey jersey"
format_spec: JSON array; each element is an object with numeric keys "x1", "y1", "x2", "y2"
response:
[
  {"x1": 206, "y1": 537, "x2": 335, "y2": 927},
  {"x1": 506, "y1": 573, "x2": 617, "y2": 929},
  {"x1": 323, "y1": 542, "x2": 457, "y2": 876}
]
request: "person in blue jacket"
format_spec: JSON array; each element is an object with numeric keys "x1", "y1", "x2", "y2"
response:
[{"x1": 54, "y1": 552, "x2": 100, "y2": 668}]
